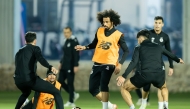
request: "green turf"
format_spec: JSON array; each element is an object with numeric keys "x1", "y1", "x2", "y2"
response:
[{"x1": 0, "y1": 91, "x2": 189, "y2": 109}]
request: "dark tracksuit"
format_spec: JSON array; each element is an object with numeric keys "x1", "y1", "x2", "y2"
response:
[
  {"x1": 85, "y1": 27, "x2": 129, "y2": 96},
  {"x1": 58, "y1": 36, "x2": 79, "y2": 103},
  {"x1": 122, "y1": 40, "x2": 180, "y2": 88},
  {"x1": 14, "y1": 44, "x2": 63, "y2": 109}
]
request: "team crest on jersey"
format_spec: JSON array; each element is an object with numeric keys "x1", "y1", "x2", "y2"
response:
[
  {"x1": 159, "y1": 37, "x2": 163, "y2": 42},
  {"x1": 67, "y1": 43, "x2": 70, "y2": 47}
]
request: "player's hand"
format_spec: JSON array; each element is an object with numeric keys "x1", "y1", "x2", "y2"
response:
[
  {"x1": 168, "y1": 68, "x2": 173, "y2": 76},
  {"x1": 75, "y1": 45, "x2": 86, "y2": 51},
  {"x1": 74, "y1": 66, "x2": 79, "y2": 73},
  {"x1": 179, "y1": 58, "x2": 184, "y2": 64},
  {"x1": 114, "y1": 63, "x2": 121, "y2": 75},
  {"x1": 51, "y1": 67, "x2": 58, "y2": 74},
  {"x1": 116, "y1": 76, "x2": 125, "y2": 86}
]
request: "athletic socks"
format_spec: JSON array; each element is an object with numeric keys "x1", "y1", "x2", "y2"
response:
[
  {"x1": 158, "y1": 102, "x2": 164, "y2": 109},
  {"x1": 129, "y1": 104, "x2": 135, "y2": 109},
  {"x1": 164, "y1": 101, "x2": 168, "y2": 108},
  {"x1": 142, "y1": 98, "x2": 147, "y2": 104},
  {"x1": 102, "y1": 102, "x2": 108, "y2": 109}
]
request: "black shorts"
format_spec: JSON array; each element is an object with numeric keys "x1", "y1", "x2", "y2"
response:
[{"x1": 130, "y1": 70, "x2": 165, "y2": 89}]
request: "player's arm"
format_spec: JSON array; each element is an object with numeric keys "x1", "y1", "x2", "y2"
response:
[
  {"x1": 118, "y1": 34, "x2": 129, "y2": 64},
  {"x1": 75, "y1": 31, "x2": 98, "y2": 51},
  {"x1": 72, "y1": 38, "x2": 80, "y2": 73},
  {"x1": 34, "y1": 46, "x2": 57, "y2": 73},
  {"x1": 85, "y1": 33, "x2": 98, "y2": 50},
  {"x1": 165, "y1": 35, "x2": 174, "y2": 68},
  {"x1": 122, "y1": 46, "x2": 139, "y2": 78},
  {"x1": 59, "y1": 46, "x2": 63, "y2": 70},
  {"x1": 161, "y1": 47, "x2": 182, "y2": 63},
  {"x1": 72, "y1": 38, "x2": 80, "y2": 66},
  {"x1": 34, "y1": 46, "x2": 53, "y2": 69}
]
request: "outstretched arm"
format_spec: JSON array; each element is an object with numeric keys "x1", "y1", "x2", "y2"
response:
[
  {"x1": 75, "y1": 32, "x2": 98, "y2": 51},
  {"x1": 116, "y1": 46, "x2": 139, "y2": 86},
  {"x1": 34, "y1": 46, "x2": 58, "y2": 74},
  {"x1": 162, "y1": 47, "x2": 184, "y2": 64}
]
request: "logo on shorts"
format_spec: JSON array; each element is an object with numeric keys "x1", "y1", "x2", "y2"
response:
[
  {"x1": 98, "y1": 41, "x2": 112, "y2": 50},
  {"x1": 90, "y1": 70, "x2": 93, "y2": 74}
]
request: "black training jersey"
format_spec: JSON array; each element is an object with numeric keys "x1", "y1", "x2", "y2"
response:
[
  {"x1": 149, "y1": 29, "x2": 173, "y2": 68},
  {"x1": 14, "y1": 44, "x2": 52, "y2": 84},
  {"x1": 60, "y1": 35, "x2": 80, "y2": 69},
  {"x1": 122, "y1": 40, "x2": 180, "y2": 78}
]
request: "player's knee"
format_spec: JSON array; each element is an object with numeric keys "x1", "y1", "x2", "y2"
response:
[
  {"x1": 100, "y1": 86, "x2": 109, "y2": 92},
  {"x1": 89, "y1": 86, "x2": 99, "y2": 96},
  {"x1": 143, "y1": 85, "x2": 151, "y2": 92}
]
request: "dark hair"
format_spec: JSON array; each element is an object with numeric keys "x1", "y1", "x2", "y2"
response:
[
  {"x1": 97, "y1": 9, "x2": 121, "y2": 26},
  {"x1": 136, "y1": 29, "x2": 150, "y2": 39},
  {"x1": 154, "y1": 16, "x2": 164, "y2": 23},
  {"x1": 64, "y1": 26, "x2": 72, "y2": 32},
  {"x1": 46, "y1": 69, "x2": 56, "y2": 77},
  {"x1": 25, "y1": 32, "x2": 36, "y2": 43}
]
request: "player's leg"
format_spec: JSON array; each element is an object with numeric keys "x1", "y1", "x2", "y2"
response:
[
  {"x1": 22, "y1": 100, "x2": 33, "y2": 109},
  {"x1": 89, "y1": 65, "x2": 101, "y2": 98},
  {"x1": 139, "y1": 84, "x2": 151, "y2": 109},
  {"x1": 121, "y1": 79, "x2": 137, "y2": 109},
  {"x1": 15, "y1": 83, "x2": 31, "y2": 109},
  {"x1": 135, "y1": 89, "x2": 142, "y2": 105},
  {"x1": 64, "y1": 69, "x2": 76, "y2": 107},
  {"x1": 31, "y1": 77, "x2": 63, "y2": 109},
  {"x1": 157, "y1": 66, "x2": 167, "y2": 109},
  {"x1": 58, "y1": 69, "x2": 69, "y2": 92},
  {"x1": 160, "y1": 82, "x2": 168, "y2": 109},
  {"x1": 100, "y1": 65, "x2": 116, "y2": 109},
  {"x1": 153, "y1": 71, "x2": 168, "y2": 109}
]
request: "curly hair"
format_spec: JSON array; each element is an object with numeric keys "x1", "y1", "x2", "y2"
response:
[{"x1": 97, "y1": 9, "x2": 121, "y2": 26}]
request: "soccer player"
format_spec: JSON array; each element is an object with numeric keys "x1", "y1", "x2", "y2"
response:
[
  {"x1": 14, "y1": 32, "x2": 64, "y2": 109},
  {"x1": 58, "y1": 27, "x2": 80, "y2": 107},
  {"x1": 138, "y1": 16, "x2": 174, "y2": 109},
  {"x1": 75, "y1": 9, "x2": 129, "y2": 109},
  {"x1": 21, "y1": 70, "x2": 61, "y2": 109},
  {"x1": 116, "y1": 29, "x2": 184, "y2": 109}
]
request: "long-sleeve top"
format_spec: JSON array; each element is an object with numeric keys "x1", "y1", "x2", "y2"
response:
[
  {"x1": 149, "y1": 29, "x2": 173, "y2": 68},
  {"x1": 14, "y1": 44, "x2": 52, "y2": 84},
  {"x1": 122, "y1": 40, "x2": 180, "y2": 78},
  {"x1": 85, "y1": 27, "x2": 129, "y2": 64},
  {"x1": 60, "y1": 35, "x2": 80, "y2": 69}
]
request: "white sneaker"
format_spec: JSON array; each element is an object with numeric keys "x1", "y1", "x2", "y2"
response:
[
  {"x1": 136, "y1": 99, "x2": 142, "y2": 105},
  {"x1": 74, "y1": 93, "x2": 80, "y2": 102},
  {"x1": 139, "y1": 103, "x2": 147, "y2": 109},
  {"x1": 108, "y1": 104, "x2": 118, "y2": 109},
  {"x1": 64, "y1": 101, "x2": 76, "y2": 107}
]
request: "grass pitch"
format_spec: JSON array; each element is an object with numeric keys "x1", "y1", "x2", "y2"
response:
[{"x1": 0, "y1": 91, "x2": 189, "y2": 109}]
